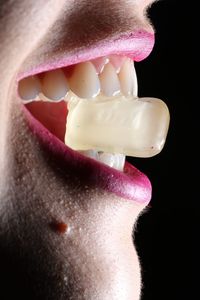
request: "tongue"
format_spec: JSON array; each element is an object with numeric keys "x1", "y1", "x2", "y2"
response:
[{"x1": 26, "y1": 101, "x2": 68, "y2": 141}]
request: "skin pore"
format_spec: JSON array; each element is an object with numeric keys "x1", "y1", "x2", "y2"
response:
[{"x1": 0, "y1": 1, "x2": 157, "y2": 299}]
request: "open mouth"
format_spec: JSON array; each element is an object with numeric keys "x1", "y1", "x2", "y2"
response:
[
  {"x1": 18, "y1": 54, "x2": 169, "y2": 168},
  {"x1": 18, "y1": 51, "x2": 170, "y2": 203},
  {"x1": 19, "y1": 55, "x2": 137, "y2": 170}
]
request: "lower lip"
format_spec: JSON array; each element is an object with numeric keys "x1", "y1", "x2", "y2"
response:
[{"x1": 22, "y1": 105, "x2": 152, "y2": 204}]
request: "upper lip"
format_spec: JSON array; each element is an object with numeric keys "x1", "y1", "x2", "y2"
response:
[
  {"x1": 20, "y1": 29, "x2": 154, "y2": 204},
  {"x1": 18, "y1": 30, "x2": 155, "y2": 80}
]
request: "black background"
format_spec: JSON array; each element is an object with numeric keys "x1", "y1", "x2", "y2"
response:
[{"x1": 131, "y1": 1, "x2": 199, "y2": 299}]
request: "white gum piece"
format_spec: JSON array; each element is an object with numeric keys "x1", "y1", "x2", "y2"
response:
[{"x1": 65, "y1": 96, "x2": 170, "y2": 158}]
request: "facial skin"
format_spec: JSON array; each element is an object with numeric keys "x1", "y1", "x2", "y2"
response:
[{"x1": 0, "y1": 1, "x2": 156, "y2": 299}]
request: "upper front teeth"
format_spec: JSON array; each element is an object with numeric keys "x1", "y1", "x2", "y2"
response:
[
  {"x1": 18, "y1": 55, "x2": 138, "y2": 102},
  {"x1": 68, "y1": 61, "x2": 100, "y2": 99},
  {"x1": 99, "y1": 63, "x2": 121, "y2": 97},
  {"x1": 118, "y1": 59, "x2": 138, "y2": 97},
  {"x1": 91, "y1": 56, "x2": 109, "y2": 74}
]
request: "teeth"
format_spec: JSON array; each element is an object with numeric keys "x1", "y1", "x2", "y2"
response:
[
  {"x1": 118, "y1": 59, "x2": 138, "y2": 97},
  {"x1": 67, "y1": 61, "x2": 100, "y2": 99},
  {"x1": 65, "y1": 96, "x2": 170, "y2": 158},
  {"x1": 99, "y1": 63, "x2": 121, "y2": 97},
  {"x1": 114, "y1": 153, "x2": 126, "y2": 171},
  {"x1": 98, "y1": 152, "x2": 116, "y2": 168},
  {"x1": 91, "y1": 56, "x2": 109, "y2": 74},
  {"x1": 109, "y1": 55, "x2": 126, "y2": 73},
  {"x1": 19, "y1": 56, "x2": 138, "y2": 102},
  {"x1": 41, "y1": 69, "x2": 69, "y2": 101},
  {"x1": 98, "y1": 152, "x2": 125, "y2": 171},
  {"x1": 78, "y1": 150, "x2": 125, "y2": 171},
  {"x1": 78, "y1": 149, "x2": 98, "y2": 160},
  {"x1": 18, "y1": 75, "x2": 41, "y2": 102}
]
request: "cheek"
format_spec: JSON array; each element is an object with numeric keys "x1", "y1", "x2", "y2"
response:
[{"x1": 0, "y1": 0, "x2": 66, "y2": 77}]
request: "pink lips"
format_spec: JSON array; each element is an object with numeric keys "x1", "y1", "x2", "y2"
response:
[
  {"x1": 20, "y1": 29, "x2": 154, "y2": 204},
  {"x1": 18, "y1": 30, "x2": 155, "y2": 80}
]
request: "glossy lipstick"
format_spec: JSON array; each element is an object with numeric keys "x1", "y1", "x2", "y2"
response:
[{"x1": 18, "y1": 30, "x2": 155, "y2": 80}]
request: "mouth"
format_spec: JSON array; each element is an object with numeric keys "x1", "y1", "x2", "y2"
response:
[{"x1": 17, "y1": 30, "x2": 170, "y2": 204}]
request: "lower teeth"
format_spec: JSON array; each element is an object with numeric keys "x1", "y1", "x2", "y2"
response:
[{"x1": 79, "y1": 150, "x2": 125, "y2": 171}]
